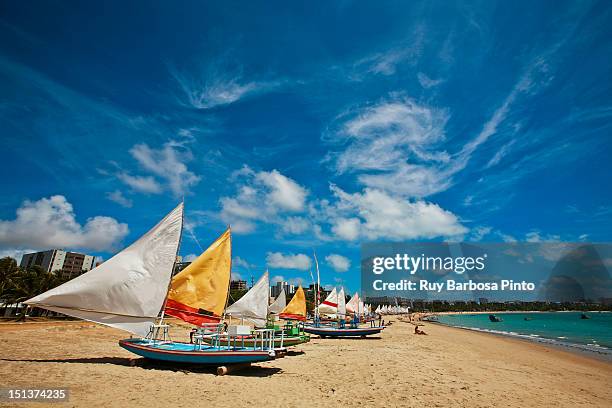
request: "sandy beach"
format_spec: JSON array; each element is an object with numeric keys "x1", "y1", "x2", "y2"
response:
[{"x1": 0, "y1": 318, "x2": 610, "y2": 408}]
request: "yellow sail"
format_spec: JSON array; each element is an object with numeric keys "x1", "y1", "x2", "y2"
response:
[
  {"x1": 164, "y1": 228, "x2": 231, "y2": 325},
  {"x1": 280, "y1": 286, "x2": 306, "y2": 321}
]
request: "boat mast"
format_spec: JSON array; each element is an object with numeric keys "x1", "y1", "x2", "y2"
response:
[
  {"x1": 158, "y1": 199, "x2": 185, "y2": 325},
  {"x1": 313, "y1": 250, "x2": 321, "y2": 321}
]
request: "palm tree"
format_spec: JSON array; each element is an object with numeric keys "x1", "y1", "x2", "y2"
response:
[
  {"x1": 6, "y1": 265, "x2": 66, "y2": 320},
  {"x1": 0, "y1": 257, "x2": 20, "y2": 316}
]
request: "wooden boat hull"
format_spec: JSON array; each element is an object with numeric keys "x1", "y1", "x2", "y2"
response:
[
  {"x1": 303, "y1": 325, "x2": 384, "y2": 338},
  {"x1": 200, "y1": 334, "x2": 310, "y2": 348},
  {"x1": 119, "y1": 339, "x2": 275, "y2": 365}
]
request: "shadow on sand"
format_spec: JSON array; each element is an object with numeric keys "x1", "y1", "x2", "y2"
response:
[
  {"x1": 0, "y1": 357, "x2": 282, "y2": 377},
  {"x1": 314, "y1": 336, "x2": 383, "y2": 341}
]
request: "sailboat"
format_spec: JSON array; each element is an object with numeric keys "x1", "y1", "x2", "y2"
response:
[
  {"x1": 316, "y1": 287, "x2": 338, "y2": 318},
  {"x1": 268, "y1": 289, "x2": 286, "y2": 315},
  {"x1": 26, "y1": 204, "x2": 276, "y2": 365},
  {"x1": 279, "y1": 286, "x2": 307, "y2": 321},
  {"x1": 199, "y1": 273, "x2": 310, "y2": 348},
  {"x1": 303, "y1": 288, "x2": 385, "y2": 338}
]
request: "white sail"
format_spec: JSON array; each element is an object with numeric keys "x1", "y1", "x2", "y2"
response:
[
  {"x1": 269, "y1": 289, "x2": 286, "y2": 314},
  {"x1": 346, "y1": 292, "x2": 360, "y2": 314},
  {"x1": 317, "y1": 287, "x2": 338, "y2": 315},
  {"x1": 337, "y1": 287, "x2": 346, "y2": 317},
  {"x1": 358, "y1": 300, "x2": 364, "y2": 316},
  {"x1": 225, "y1": 271, "x2": 269, "y2": 327},
  {"x1": 25, "y1": 203, "x2": 184, "y2": 337}
]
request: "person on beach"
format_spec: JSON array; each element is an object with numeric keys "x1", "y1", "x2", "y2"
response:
[{"x1": 414, "y1": 325, "x2": 427, "y2": 335}]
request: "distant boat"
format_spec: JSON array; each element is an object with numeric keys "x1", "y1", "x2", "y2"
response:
[
  {"x1": 304, "y1": 287, "x2": 385, "y2": 338},
  {"x1": 489, "y1": 314, "x2": 503, "y2": 322},
  {"x1": 580, "y1": 313, "x2": 590, "y2": 319}
]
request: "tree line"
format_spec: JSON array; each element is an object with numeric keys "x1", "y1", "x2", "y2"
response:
[{"x1": 0, "y1": 257, "x2": 71, "y2": 318}]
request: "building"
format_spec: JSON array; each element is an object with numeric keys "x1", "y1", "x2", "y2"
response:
[
  {"x1": 173, "y1": 262, "x2": 191, "y2": 275},
  {"x1": 230, "y1": 279, "x2": 247, "y2": 292},
  {"x1": 270, "y1": 281, "x2": 287, "y2": 298},
  {"x1": 20, "y1": 249, "x2": 95, "y2": 279}
]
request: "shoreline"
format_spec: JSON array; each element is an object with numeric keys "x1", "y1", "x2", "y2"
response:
[
  {"x1": 415, "y1": 311, "x2": 612, "y2": 361},
  {"x1": 430, "y1": 320, "x2": 612, "y2": 363},
  {"x1": 431, "y1": 310, "x2": 611, "y2": 315}
]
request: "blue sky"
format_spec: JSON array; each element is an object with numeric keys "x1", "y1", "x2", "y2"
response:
[{"x1": 1, "y1": 1, "x2": 611, "y2": 293}]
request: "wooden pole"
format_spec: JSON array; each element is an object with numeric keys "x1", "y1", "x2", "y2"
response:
[{"x1": 216, "y1": 362, "x2": 251, "y2": 376}]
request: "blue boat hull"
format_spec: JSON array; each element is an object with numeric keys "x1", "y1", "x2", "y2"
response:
[
  {"x1": 303, "y1": 326, "x2": 384, "y2": 338},
  {"x1": 119, "y1": 339, "x2": 275, "y2": 365}
]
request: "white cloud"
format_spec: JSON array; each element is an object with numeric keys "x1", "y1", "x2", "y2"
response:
[
  {"x1": 525, "y1": 230, "x2": 561, "y2": 243},
  {"x1": 469, "y1": 226, "x2": 492, "y2": 242},
  {"x1": 326, "y1": 53, "x2": 558, "y2": 203},
  {"x1": 266, "y1": 252, "x2": 311, "y2": 271},
  {"x1": 117, "y1": 173, "x2": 163, "y2": 194},
  {"x1": 0, "y1": 195, "x2": 129, "y2": 252},
  {"x1": 271, "y1": 275, "x2": 285, "y2": 283},
  {"x1": 326, "y1": 95, "x2": 452, "y2": 198},
  {"x1": 0, "y1": 248, "x2": 37, "y2": 264},
  {"x1": 105, "y1": 190, "x2": 133, "y2": 208},
  {"x1": 281, "y1": 216, "x2": 310, "y2": 234},
  {"x1": 220, "y1": 166, "x2": 308, "y2": 234},
  {"x1": 171, "y1": 64, "x2": 282, "y2": 109},
  {"x1": 256, "y1": 170, "x2": 307, "y2": 211},
  {"x1": 232, "y1": 256, "x2": 253, "y2": 269},
  {"x1": 331, "y1": 218, "x2": 361, "y2": 241},
  {"x1": 130, "y1": 142, "x2": 200, "y2": 198},
  {"x1": 497, "y1": 232, "x2": 517, "y2": 243},
  {"x1": 325, "y1": 254, "x2": 351, "y2": 273},
  {"x1": 324, "y1": 185, "x2": 467, "y2": 241},
  {"x1": 183, "y1": 254, "x2": 198, "y2": 262},
  {"x1": 288, "y1": 277, "x2": 305, "y2": 287},
  {"x1": 417, "y1": 72, "x2": 444, "y2": 88}
]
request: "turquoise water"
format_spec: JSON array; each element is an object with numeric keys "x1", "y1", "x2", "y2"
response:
[{"x1": 436, "y1": 312, "x2": 612, "y2": 354}]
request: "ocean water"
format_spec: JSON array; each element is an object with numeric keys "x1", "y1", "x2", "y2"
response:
[{"x1": 436, "y1": 312, "x2": 612, "y2": 355}]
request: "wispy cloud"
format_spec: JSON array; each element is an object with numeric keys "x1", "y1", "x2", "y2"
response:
[
  {"x1": 170, "y1": 60, "x2": 284, "y2": 109},
  {"x1": 354, "y1": 25, "x2": 425, "y2": 77},
  {"x1": 105, "y1": 190, "x2": 133, "y2": 208},
  {"x1": 486, "y1": 140, "x2": 516, "y2": 168},
  {"x1": 129, "y1": 141, "x2": 201, "y2": 198},
  {"x1": 417, "y1": 72, "x2": 444, "y2": 88},
  {"x1": 117, "y1": 173, "x2": 163, "y2": 194}
]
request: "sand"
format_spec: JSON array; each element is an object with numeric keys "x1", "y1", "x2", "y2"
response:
[{"x1": 0, "y1": 317, "x2": 610, "y2": 408}]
